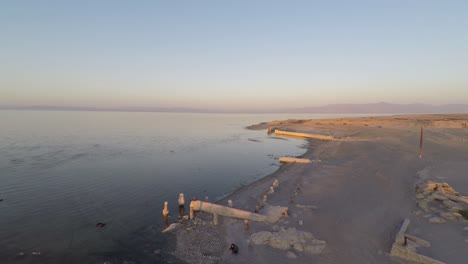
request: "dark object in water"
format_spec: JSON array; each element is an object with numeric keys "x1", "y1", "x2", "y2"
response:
[
  {"x1": 229, "y1": 243, "x2": 239, "y2": 254},
  {"x1": 0, "y1": 199, "x2": 3, "y2": 202},
  {"x1": 96, "y1": 223, "x2": 106, "y2": 228}
]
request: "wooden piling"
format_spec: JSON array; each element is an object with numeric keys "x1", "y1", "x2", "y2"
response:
[{"x1": 419, "y1": 126, "x2": 423, "y2": 159}]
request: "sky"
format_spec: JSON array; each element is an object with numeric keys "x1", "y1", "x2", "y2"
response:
[{"x1": 1, "y1": 0, "x2": 467, "y2": 110}]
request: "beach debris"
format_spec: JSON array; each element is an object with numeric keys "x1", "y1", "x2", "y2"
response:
[
  {"x1": 229, "y1": 243, "x2": 239, "y2": 254},
  {"x1": 162, "y1": 223, "x2": 180, "y2": 233},
  {"x1": 298, "y1": 220, "x2": 304, "y2": 226},
  {"x1": 254, "y1": 205, "x2": 260, "y2": 213},
  {"x1": 95, "y1": 222, "x2": 106, "y2": 228},
  {"x1": 31, "y1": 251, "x2": 41, "y2": 256},
  {"x1": 279, "y1": 157, "x2": 311, "y2": 163},
  {"x1": 16, "y1": 252, "x2": 25, "y2": 257},
  {"x1": 227, "y1": 200, "x2": 233, "y2": 208},
  {"x1": 204, "y1": 196, "x2": 209, "y2": 202},
  {"x1": 248, "y1": 138, "x2": 261, "y2": 142},
  {"x1": 262, "y1": 195, "x2": 267, "y2": 202},
  {"x1": 249, "y1": 228, "x2": 326, "y2": 255},
  {"x1": 390, "y1": 218, "x2": 445, "y2": 264},
  {"x1": 189, "y1": 200, "x2": 288, "y2": 223}
]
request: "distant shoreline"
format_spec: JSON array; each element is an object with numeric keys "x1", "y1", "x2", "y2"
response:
[{"x1": 2, "y1": 102, "x2": 468, "y2": 114}]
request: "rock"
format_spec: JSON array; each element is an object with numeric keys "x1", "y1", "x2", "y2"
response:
[
  {"x1": 432, "y1": 193, "x2": 447, "y2": 201},
  {"x1": 311, "y1": 239, "x2": 327, "y2": 245},
  {"x1": 443, "y1": 199, "x2": 457, "y2": 208},
  {"x1": 250, "y1": 231, "x2": 272, "y2": 245},
  {"x1": 153, "y1": 249, "x2": 161, "y2": 255},
  {"x1": 298, "y1": 220, "x2": 304, "y2": 226},
  {"x1": 429, "y1": 217, "x2": 446, "y2": 224},
  {"x1": 162, "y1": 223, "x2": 180, "y2": 233},
  {"x1": 304, "y1": 243, "x2": 326, "y2": 255},
  {"x1": 286, "y1": 251, "x2": 297, "y2": 259},
  {"x1": 423, "y1": 214, "x2": 432, "y2": 218},
  {"x1": 270, "y1": 234, "x2": 291, "y2": 250},
  {"x1": 417, "y1": 200, "x2": 429, "y2": 211},
  {"x1": 440, "y1": 212, "x2": 456, "y2": 220},
  {"x1": 416, "y1": 194, "x2": 425, "y2": 199},
  {"x1": 464, "y1": 226, "x2": 468, "y2": 230},
  {"x1": 424, "y1": 196, "x2": 435, "y2": 202},
  {"x1": 422, "y1": 190, "x2": 433, "y2": 196},
  {"x1": 453, "y1": 212, "x2": 463, "y2": 218},
  {"x1": 293, "y1": 242, "x2": 304, "y2": 252}
]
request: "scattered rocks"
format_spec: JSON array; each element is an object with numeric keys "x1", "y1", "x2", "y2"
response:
[
  {"x1": 429, "y1": 217, "x2": 446, "y2": 224},
  {"x1": 415, "y1": 180, "x2": 468, "y2": 223},
  {"x1": 250, "y1": 228, "x2": 327, "y2": 256}
]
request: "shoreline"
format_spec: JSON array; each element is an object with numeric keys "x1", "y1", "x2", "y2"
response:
[{"x1": 170, "y1": 114, "x2": 468, "y2": 264}]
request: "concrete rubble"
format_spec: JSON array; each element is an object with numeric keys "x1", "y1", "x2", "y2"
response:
[
  {"x1": 390, "y1": 218, "x2": 445, "y2": 264},
  {"x1": 249, "y1": 227, "x2": 327, "y2": 256}
]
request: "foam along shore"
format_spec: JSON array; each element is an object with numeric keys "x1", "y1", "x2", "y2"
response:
[{"x1": 171, "y1": 114, "x2": 468, "y2": 264}]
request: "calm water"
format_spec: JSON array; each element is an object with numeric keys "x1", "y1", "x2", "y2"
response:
[{"x1": 0, "y1": 111, "x2": 366, "y2": 263}]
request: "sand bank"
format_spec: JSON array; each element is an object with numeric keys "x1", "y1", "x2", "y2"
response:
[{"x1": 170, "y1": 114, "x2": 468, "y2": 264}]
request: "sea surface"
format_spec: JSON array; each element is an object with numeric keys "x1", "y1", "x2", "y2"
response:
[{"x1": 0, "y1": 110, "x2": 371, "y2": 263}]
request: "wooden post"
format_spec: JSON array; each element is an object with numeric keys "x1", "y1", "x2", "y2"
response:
[
  {"x1": 189, "y1": 203, "x2": 195, "y2": 220},
  {"x1": 419, "y1": 126, "x2": 423, "y2": 159},
  {"x1": 162, "y1": 201, "x2": 169, "y2": 226},
  {"x1": 273, "y1": 179, "x2": 279, "y2": 188},
  {"x1": 213, "y1": 213, "x2": 219, "y2": 225},
  {"x1": 178, "y1": 193, "x2": 185, "y2": 219},
  {"x1": 244, "y1": 219, "x2": 249, "y2": 230}
]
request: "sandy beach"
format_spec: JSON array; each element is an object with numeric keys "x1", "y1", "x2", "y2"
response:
[{"x1": 170, "y1": 114, "x2": 468, "y2": 264}]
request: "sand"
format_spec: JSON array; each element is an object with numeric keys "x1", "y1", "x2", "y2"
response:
[{"x1": 170, "y1": 114, "x2": 468, "y2": 264}]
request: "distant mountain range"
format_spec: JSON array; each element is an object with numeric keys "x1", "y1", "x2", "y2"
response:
[{"x1": 1, "y1": 103, "x2": 468, "y2": 114}]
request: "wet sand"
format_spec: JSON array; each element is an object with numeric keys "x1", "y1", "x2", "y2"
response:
[{"x1": 171, "y1": 114, "x2": 468, "y2": 264}]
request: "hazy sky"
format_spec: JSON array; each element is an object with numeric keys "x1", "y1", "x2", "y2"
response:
[{"x1": 1, "y1": 1, "x2": 467, "y2": 110}]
